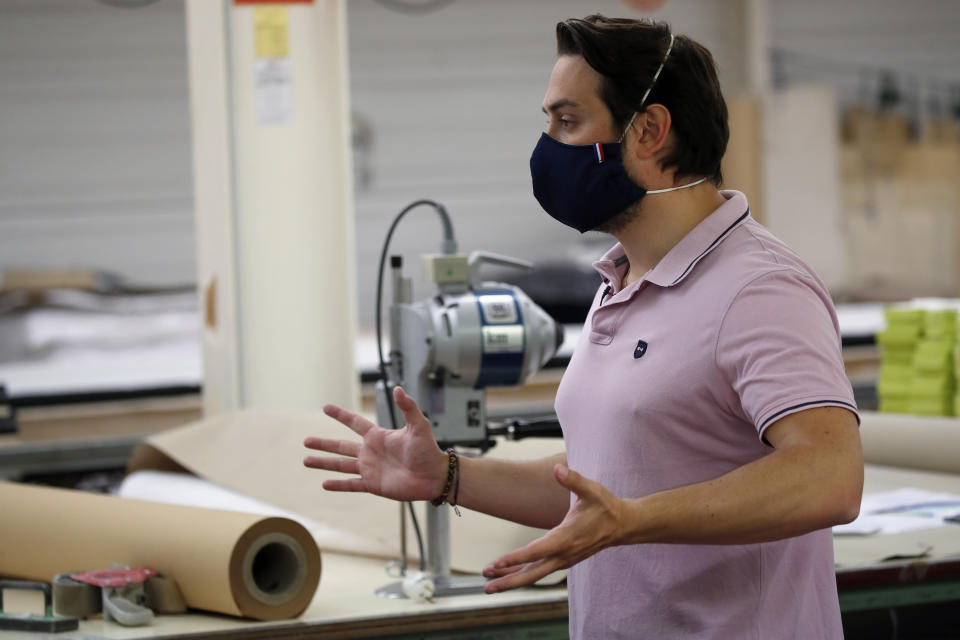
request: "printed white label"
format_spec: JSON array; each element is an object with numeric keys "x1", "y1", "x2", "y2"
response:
[
  {"x1": 482, "y1": 325, "x2": 524, "y2": 354},
  {"x1": 480, "y1": 295, "x2": 517, "y2": 324},
  {"x1": 256, "y1": 58, "x2": 293, "y2": 125}
]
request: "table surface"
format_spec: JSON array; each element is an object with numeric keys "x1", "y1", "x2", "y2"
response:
[
  {"x1": 3, "y1": 463, "x2": 960, "y2": 639},
  {"x1": 1, "y1": 551, "x2": 567, "y2": 640},
  {"x1": 836, "y1": 464, "x2": 960, "y2": 568}
]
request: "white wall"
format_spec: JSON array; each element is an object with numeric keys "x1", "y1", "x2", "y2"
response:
[
  {"x1": 5, "y1": 0, "x2": 957, "y2": 322},
  {"x1": 0, "y1": 0, "x2": 194, "y2": 286},
  {"x1": 762, "y1": 86, "x2": 847, "y2": 290}
]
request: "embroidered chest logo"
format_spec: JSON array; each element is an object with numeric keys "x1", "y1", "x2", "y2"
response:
[{"x1": 634, "y1": 339, "x2": 648, "y2": 359}]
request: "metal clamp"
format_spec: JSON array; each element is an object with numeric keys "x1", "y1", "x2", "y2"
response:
[{"x1": 0, "y1": 579, "x2": 79, "y2": 633}]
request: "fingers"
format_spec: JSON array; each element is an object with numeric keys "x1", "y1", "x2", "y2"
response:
[
  {"x1": 322, "y1": 478, "x2": 371, "y2": 492},
  {"x1": 481, "y1": 563, "x2": 524, "y2": 579},
  {"x1": 303, "y1": 455, "x2": 360, "y2": 475},
  {"x1": 393, "y1": 387, "x2": 431, "y2": 433},
  {"x1": 303, "y1": 436, "x2": 360, "y2": 458},
  {"x1": 484, "y1": 558, "x2": 562, "y2": 594},
  {"x1": 491, "y1": 533, "x2": 562, "y2": 573},
  {"x1": 484, "y1": 529, "x2": 569, "y2": 592},
  {"x1": 322, "y1": 403, "x2": 375, "y2": 437},
  {"x1": 554, "y1": 464, "x2": 600, "y2": 501}
]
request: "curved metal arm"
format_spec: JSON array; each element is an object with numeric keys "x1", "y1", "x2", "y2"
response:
[{"x1": 468, "y1": 251, "x2": 533, "y2": 286}]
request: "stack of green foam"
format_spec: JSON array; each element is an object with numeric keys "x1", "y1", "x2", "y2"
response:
[
  {"x1": 910, "y1": 309, "x2": 956, "y2": 416},
  {"x1": 952, "y1": 321, "x2": 960, "y2": 416},
  {"x1": 876, "y1": 308, "x2": 925, "y2": 414}
]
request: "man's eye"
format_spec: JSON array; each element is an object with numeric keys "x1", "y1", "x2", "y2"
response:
[{"x1": 546, "y1": 117, "x2": 574, "y2": 129}]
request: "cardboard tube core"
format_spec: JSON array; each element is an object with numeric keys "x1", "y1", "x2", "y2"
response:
[{"x1": 242, "y1": 532, "x2": 308, "y2": 607}]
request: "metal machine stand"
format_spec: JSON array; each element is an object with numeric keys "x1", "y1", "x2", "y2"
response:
[
  {"x1": 375, "y1": 502, "x2": 488, "y2": 599},
  {"x1": 372, "y1": 249, "x2": 562, "y2": 600}
]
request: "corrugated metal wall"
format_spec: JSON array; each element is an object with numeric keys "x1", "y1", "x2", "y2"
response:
[
  {"x1": 2, "y1": 0, "x2": 957, "y2": 323},
  {"x1": 0, "y1": 1, "x2": 194, "y2": 286}
]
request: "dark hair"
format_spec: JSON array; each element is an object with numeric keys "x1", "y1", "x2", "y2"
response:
[{"x1": 556, "y1": 15, "x2": 728, "y2": 186}]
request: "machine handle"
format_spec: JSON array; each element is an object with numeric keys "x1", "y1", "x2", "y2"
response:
[
  {"x1": 488, "y1": 417, "x2": 564, "y2": 440},
  {"x1": 468, "y1": 251, "x2": 533, "y2": 285},
  {"x1": 0, "y1": 580, "x2": 54, "y2": 617}
]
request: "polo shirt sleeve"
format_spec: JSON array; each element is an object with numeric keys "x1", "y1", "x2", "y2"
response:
[{"x1": 715, "y1": 268, "x2": 859, "y2": 441}]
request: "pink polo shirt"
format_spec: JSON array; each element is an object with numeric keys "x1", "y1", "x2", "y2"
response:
[{"x1": 555, "y1": 191, "x2": 857, "y2": 639}]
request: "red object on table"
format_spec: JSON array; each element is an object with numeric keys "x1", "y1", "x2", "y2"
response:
[{"x1": 70, "y1": 568, "x2": 156, "y2": 589}]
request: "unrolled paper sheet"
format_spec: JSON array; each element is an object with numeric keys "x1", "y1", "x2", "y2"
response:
[
  {"x1": 127, "y1": 409, "x2": 567, "y2": 573},
  {"x1": 0, "y1": 481, "x2": 321, "y2": 620}
]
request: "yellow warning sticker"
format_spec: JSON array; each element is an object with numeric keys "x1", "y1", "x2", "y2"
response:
[{"x1": 255, "y1": 6, "x2": 289, "y2": 58}]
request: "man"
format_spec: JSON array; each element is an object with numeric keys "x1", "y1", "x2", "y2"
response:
[{"x1": 304, "y1": 15, "x2": 862, "y2": 639}]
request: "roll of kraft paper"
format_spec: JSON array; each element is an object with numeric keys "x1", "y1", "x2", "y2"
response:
[
  {"x1": 0, "y1": 481, "x2": 321, "y2": 621},
  {"x1": 860, "y1": 411, "x2": 960, "y2": 475}
]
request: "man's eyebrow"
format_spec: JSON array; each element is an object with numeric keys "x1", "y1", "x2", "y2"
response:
[{"x1": 541, "y1": 99, "x2": 580, "y2": 114}]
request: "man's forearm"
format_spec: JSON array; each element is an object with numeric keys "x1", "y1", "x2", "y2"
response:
[
  {"x1": 617, "y1": 441, "x2": 862, "y2": 546},
  {"x1": 450, "y1": 453, "x2": 570, "y2": 529}
]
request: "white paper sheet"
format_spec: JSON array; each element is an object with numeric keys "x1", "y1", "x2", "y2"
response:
[
  {"x1": 118, "y1": 470, "x2": 348, "y2": 550},
  {"x1": 834, "y1": 487, "x2": 960, "y2": 536}
]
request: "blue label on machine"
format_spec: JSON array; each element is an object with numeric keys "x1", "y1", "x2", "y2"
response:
[{"x1": 475, "y1": 291, "x2": 525, "y2": 388}]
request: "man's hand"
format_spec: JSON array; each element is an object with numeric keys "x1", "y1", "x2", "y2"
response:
[
  {"x1": 481, "y1": 464, "x2": 623, "y2": 594},
  {"x1": 303, "y1": 386, "x2": 448, "y2": 502}
]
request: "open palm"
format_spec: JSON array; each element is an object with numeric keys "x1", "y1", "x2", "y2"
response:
[{"x1": 303, "y1": 386, "x2": 446, "y2": 502}]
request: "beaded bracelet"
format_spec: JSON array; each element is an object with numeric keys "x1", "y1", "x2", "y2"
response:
[{"x1": 430, "y1": 448, "x2": 461, "y2": 516}]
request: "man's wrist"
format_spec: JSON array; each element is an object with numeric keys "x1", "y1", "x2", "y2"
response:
[
  {"x1": 432, "y1": 448, "x2": 450, "y2": 500},
  {"x1": 431, "y1": 448, "x2": 458, "y2": 505},
  {"x1": 615, "y1": 497, "x2": 652, "y2": 546}
]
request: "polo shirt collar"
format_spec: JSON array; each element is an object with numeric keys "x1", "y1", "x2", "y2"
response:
[
  {"x1": 592, "y1": 248, "x2": 629, "y2": 290},
  {"x1": 592, "y1": 190, "x2": 751, "y2": 290}
]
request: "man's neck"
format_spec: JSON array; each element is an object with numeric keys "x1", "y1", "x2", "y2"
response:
[{"x1": 614, "y1": 184, "x2": 728, "y2": 288}]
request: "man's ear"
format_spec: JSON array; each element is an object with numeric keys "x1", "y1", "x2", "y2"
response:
[{"x1": 628, "y1": 104, "x2": 671, "y2": 159}]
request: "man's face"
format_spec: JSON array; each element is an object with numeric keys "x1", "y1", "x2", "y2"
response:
[{"x1": 542, "y1": 55, "x2": 619, "y2": 146}]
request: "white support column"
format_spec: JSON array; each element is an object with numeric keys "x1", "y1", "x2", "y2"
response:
[
  {"x1": 186, "y1": 0, "x2": 359, "y2": 415},
  {"x1": 722, "y1": 0, "x2": 769, "y2": 222},
  {"x1": 744, "y1": 0, "x2": 771, "y2": 95},
  {"x1": 186, "y1": 0, "x2": 242, "y2": 416}
]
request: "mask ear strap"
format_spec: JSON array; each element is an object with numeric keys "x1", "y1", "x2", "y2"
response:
[
  {"x1": 618, "y1": 32, "x2": 676, "y2": 144},
  {"x1": 617, "y1": 112, "x2": 639, "y2": 144},
  {"x1": 646, "y1": 176, "x2": 707, "y2": 194},
  {"x1": 639, "y1": 32, "x2": 675, "y2": 109}
]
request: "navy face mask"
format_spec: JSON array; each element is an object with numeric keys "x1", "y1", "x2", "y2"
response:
[
  {"x1": 529, "y1": 133, "x2": 647, "y2": 233},
  {"x1": 529, "y1": 32, "x2": 705, "y2": 234}
]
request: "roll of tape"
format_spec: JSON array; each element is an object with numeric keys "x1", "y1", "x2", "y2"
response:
[{"x1": 52, "y1": 574, "x2": 100, "y2": 619}]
